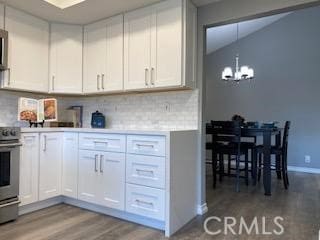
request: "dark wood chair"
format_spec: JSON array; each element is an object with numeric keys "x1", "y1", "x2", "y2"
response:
[
  {"x1": 256, "y1": 121, "x2": 291, "y2": 189},
  {"x1": 207, "y1": 120, "x2": 249, "y2": 192}
]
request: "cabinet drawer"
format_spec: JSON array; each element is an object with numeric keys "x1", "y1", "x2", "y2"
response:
[
  {"x1": 127, "y1": 135, "x2": 165, "y2": 156},
  {"x1": 126, "y1": 184, "x2": 165, "y2": 221},
  {"x1": 126, "y1": 154, "x2": 165, "y2": 189},
  {"x1": 79, "y1": 133, "x2": 125, "y2": 152}
]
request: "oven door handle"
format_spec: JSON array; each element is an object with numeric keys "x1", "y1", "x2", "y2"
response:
[
  {"x1": 0, "y1": 143, "x2": 22, "y2": 148},
  {"x1": 0, "y1": 200, "x2": 21, "y2": 208}
]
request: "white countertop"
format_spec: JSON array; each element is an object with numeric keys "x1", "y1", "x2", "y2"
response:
[{"x1": 21, "y1": 127, "x2": 197, "y2": 136}]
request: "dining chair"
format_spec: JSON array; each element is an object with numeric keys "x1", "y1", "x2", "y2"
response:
[
  {"x1": 256, "y1": 121, "x2": 291, "y2": 189},
  {"x1": 209, "y1": 120, "x2": 249, "y2": 192}
]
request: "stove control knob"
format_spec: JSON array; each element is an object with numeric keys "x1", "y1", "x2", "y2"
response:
[
  {"x1": 2, "y1": 129, "x2": 9, "y2": 136},
  {"x1": 10, "y1": 130, "x2": 17, "y2": 136}
]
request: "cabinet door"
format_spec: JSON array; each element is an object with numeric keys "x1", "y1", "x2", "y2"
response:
[
  {"x1": 62, "y1": 133, "x2": 78, "y2": 198},
  {"x1": 39, "y1": 133, "x2": 62, "y2": 200},
  {"x1": 151, "y1": 0, "x2": 182, "y2": 88},
  {"x1": 124, "y1": 6, "x2": 152, "y2": 90},
  {"x1": 4, "y1": 6, "x2": 49, "y2": 92},
  {"x1": 99, "y1": 152, "x2": 125, "y2": 210},
  {"x1": 19, "y1": 133, "x2": 39, "y2": 206},
  {"x1": 50, "y1": 24, "x2": 83, "y2": 94},
  {"x1": 78, "y1": 150, "x2": 99, "y2": 204},
  {"x1": 102, "y1": 15, "x2": 123, "y2": 92},
  {"x1": 83, "y1": 21, "x2": 106, "y2": 93}
]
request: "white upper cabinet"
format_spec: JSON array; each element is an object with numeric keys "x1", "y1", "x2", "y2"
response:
[
  {"x1": 151, "y1": 0, "x2": 182, "y2": 88},
  {"x1": 83, "y1": 15, "x2": 123, "y2": 93},
  {"x1": 50, "y1": 23, "x2": 83, "y2": 94},
  {"x1": 124, "y1": 6, "x2": 152, "y2": 90},
  {"x1": 3, "y1": 6, "x2": 49, "y2": 92},
  {"x1": 1, "y1": 0, "x2": 196, "y2": 95},
  {"x1": 124, "y1": 0, "x2": 196, "y2": 91}
]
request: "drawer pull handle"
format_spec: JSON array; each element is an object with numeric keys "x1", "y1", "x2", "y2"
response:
[
  {"x1": 135, "y1": 199, "x2": 154, "y2": 207},
  {"x1": 94, "y1": 141, "x2": 109, "y2": 144},
  {"x1": 136, "y1": 169, "x2": 154, "y2": 175},
  {"x1": 136, "y1": 144, "x2": 155, "y2": 148}
]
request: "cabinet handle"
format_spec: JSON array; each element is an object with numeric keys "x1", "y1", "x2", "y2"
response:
[
  {"x1": 101, "y1": 74, "x2": 105, "y2": 90},
  {"x1": 94, "y1": 154, "x2": 98, "y2": 172},
  {"x1": 43, "y1": 135, "x2": 47, "y2": 151},
  {"x1": 151, "y1": 67, "x2": 155, "y2": 85},
  {"x1": 136, "y1": 169, "x2": 154, "y2": 175},
  {"x1": 100, "y1": 155, "x2": 104, "y2": 173},
  {"x1": 7, "y1": 68, "x2": 11, "y2": 86},
  {"x1": 135, "y1": 199, "x2": 154, "y2": 207},
  {"x1": 136, "y1": 143, "x2": 155, "y2": 148},
  {"x1": 145, "y1": 68, "x2": 149, "y2": 86},
  {"x1": 52, "y1": 76, "x2": 55, "y2": 91},
  {"x1": 97, "y1": 75, "x2": 100, "y2": 90}
]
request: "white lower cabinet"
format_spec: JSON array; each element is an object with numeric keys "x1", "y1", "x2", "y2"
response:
[
  {"x1": 126, "y1": 154, "x2": 165, "y2": 189},
  {"x1": 100, "y1": 152, "x2": 125, "y2": 210},
  {"x1": 126, "y1": 183, "x2": 165, "y2": 221},
  {"x1": 19, "y1": 133, "x2": 39, "y2": 206},
  {"x1": 39, "y1": 133, "x2": 63, "y2": 201},
  {"x1": 78, "y1": 150, "x2": 100, "y2": 204},
  {"x1": 62, "y1": 133, "x2": 79, "y2": 198},
  {"x1": 78, "y1": 149, "x2": 125, "y2": 210},
  {"x1": 20, "y1": 130, "x2": 198, "y2": 237}
]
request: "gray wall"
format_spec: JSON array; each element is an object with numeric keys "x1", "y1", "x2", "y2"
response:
[
  {"x1": 205, "y1": 5, "x2": 320, "y2": 169},
  {"x1": 197, "y1": 0, "x2": 320, "y2": 210}
]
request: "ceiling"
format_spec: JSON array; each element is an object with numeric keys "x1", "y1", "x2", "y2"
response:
[
  {"x1": 206, "y1": 12, "x2": 291, "y2": 55},
  {"x1": 1, "y1": 0, "x2": 222, "y2": 25}
]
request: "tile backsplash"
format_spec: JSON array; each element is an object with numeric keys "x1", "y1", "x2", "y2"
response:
[
  {"x1": 0, "y1": 89, "x2": 199, "y2": 130},
  {"x1": 65, "y1": 90, "x2": 199, "y2": 130}
]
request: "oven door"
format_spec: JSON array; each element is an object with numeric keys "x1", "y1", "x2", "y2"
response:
[{"x1": 0, "y1": 144, "x2": 20, "y2": 201}]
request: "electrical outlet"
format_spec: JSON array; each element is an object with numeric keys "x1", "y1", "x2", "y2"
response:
[
  {"x1": 164, "y1": 102, "x2": 170, "y2": 112},
  {"x1": 305, "y1": 155, "x2": 311, "y2": 164}
]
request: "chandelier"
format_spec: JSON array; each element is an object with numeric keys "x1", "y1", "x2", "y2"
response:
[{"x1": 222, "y1": 23, "x2": 254, "y2": 83}]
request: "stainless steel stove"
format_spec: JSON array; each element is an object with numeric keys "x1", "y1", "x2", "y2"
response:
[{"x1": 0, "y1": 127, "x2": 21, "y2": 224}]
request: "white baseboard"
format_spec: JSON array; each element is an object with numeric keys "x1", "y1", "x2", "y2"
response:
[
  {"x1": 19, "y1": 196, "x2": 63, "y2": 216},
  {"x1": 197, "y1": 203, "x2": 208, "y2": 215},
  {"x1": 288, "y1": 166, "x2": 320, "y2": 174},
  {"x1": 63, "y1": 197, "x2": 165, "y2": 231}
]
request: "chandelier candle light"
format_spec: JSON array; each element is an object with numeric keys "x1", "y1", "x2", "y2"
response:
[{"x1": 222, "y1": 23, "x2": 254, "y2": 83}]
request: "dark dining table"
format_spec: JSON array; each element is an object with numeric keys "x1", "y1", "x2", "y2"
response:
[
  {"x1": 206, "y1": 124, "x2": 282, "y2": 196},
  {"x1": 241, "y1": 126, "x2": 282, "y2": 196}
]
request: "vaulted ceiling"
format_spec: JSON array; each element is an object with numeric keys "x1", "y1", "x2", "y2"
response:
[{"x1": 206, "y1": 12, "x2": 291, "y2": 55}]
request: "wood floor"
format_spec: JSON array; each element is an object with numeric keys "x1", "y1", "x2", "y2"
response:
[{"x1": 0, "y1": 171, "x2": 319, "y2": 240}]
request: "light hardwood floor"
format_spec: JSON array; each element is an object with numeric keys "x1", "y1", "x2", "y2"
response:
[{"x1": 0, "y1": 171, "x2": 319, "y2": 240}]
